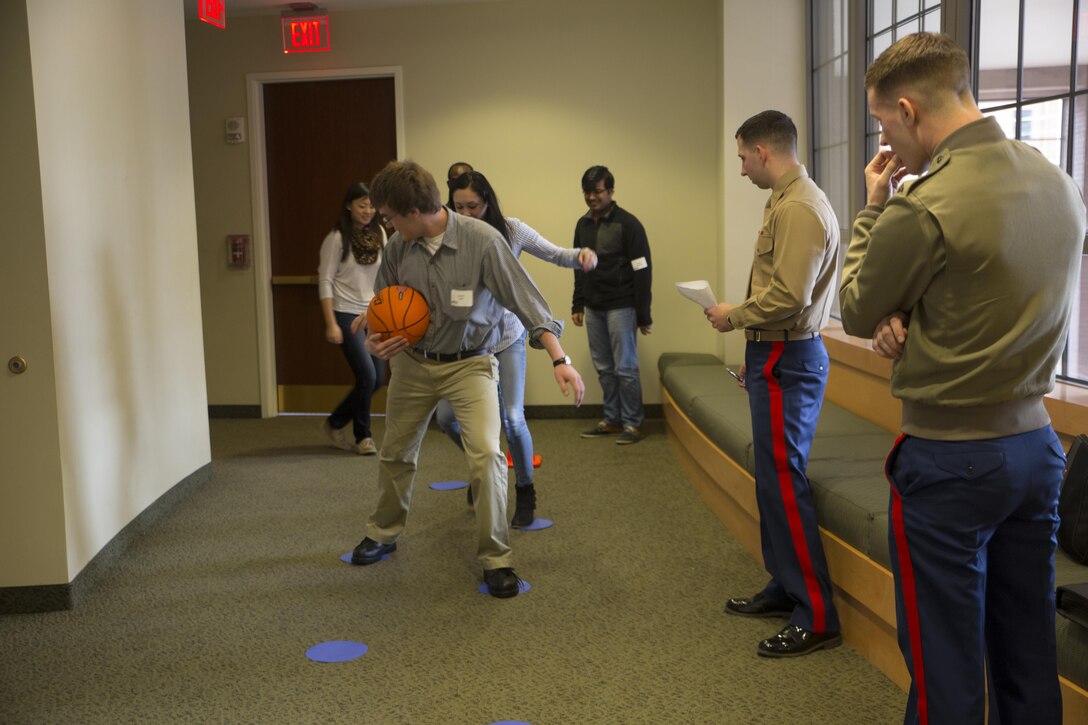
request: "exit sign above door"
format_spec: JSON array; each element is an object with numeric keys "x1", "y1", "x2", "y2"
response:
[
  {"x1": 281, "y1": 14, "x2": 331, "y2": 53},
  {"x1": 199, "y1": 0, "x2": 226, "y2": 28}
]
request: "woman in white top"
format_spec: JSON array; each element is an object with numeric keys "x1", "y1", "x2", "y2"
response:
[
  {"x1": 318, "y1": 182, "x2": 387, "y2": 455},
  {"x1": 436, "y1": 171, "x2": 597, "y2": 526}
]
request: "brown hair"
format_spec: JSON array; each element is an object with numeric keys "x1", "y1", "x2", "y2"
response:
[
  {"x1": 369, "y1": 160, "x2": 442, "y2": 216},
  {"x1": 864, "y1": 32, "x2": 971, "y2": 104},
  {"x1": 735, "y1": 110, "x2": 797, "y2": 153}
]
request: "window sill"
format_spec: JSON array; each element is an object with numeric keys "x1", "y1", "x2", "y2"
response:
[{"x1": 822, "y1": 321, "x2": 1088, "y2": 440}]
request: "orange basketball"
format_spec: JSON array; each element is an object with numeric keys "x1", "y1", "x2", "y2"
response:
[{"x1": 367, "y1": 285, "x2": 430, "y2": 345}]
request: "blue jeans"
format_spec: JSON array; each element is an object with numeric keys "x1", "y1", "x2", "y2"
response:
[
  {"x1": 585, "y1": 306, "x2": 643, "y2": 428},
  {"x1": 434, "y1": 334, "x2": 534, "y2": 487},
  {"x1": 885, "y1": 427, "x2": 1063, "y2": 725},
  {"x1": 328, "y1": 310, "x2": 385, "y2": 442}
]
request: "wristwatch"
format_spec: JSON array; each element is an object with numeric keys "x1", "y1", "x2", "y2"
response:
[{"x1": 552, "y1": 355, "x2": 572, "y2": 368}]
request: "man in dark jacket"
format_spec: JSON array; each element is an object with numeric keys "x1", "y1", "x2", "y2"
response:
[{"x1": 572, "y1": 166, "x2": 652, "y2": 445}]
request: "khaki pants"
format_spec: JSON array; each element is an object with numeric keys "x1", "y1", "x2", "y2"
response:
[{"x1": 365, "y1": 351, "x2": 511, "y2": 569}]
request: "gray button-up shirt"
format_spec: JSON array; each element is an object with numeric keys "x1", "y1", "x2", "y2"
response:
[{"x1": 374, "y1": 209, "x2": 563, "y2": 354}]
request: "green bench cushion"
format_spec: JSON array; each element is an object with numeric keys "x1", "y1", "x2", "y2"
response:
[
  {"x1": 1057, "y1": 548, "x2": 1088, "y2": 690},
  {"x1": 658, "y1": 352, "x2": 723, "y2": 379}
]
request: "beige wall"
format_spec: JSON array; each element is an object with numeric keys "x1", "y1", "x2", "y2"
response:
[
  {"x1": 0, "y1": 0, "x2": 68, "y2": 586},
  {"x1": 720, "y1": 0, "x2": 808, "y2": 365},
  {"x1": 188, "y1": 0, "x2": 729, "y2": 411},
  {"x1": 0, "y1": 0, "x2": 211, "y2": 587}
]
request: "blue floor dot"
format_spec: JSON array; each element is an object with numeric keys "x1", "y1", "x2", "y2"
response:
[
  {"x1": 477, "y1": 579, "x2": 532, "y2": 595},
  {"x1": 512, "y1": 518, "x2": 553, "y2": 531},
  {"x1": 340, "y1": 551, "x2": 391, "y2": 564},
  {"x1": 305, "y1": 640, "x2": 368, "y2": 663},
  {"x1": 429, "y1": 480, "x2": 468, "y2": 491}
]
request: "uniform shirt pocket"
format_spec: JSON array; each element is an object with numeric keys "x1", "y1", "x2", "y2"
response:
[
  {"x1": 751, "y1": 234, "x2": 776, "y2": 288},
  {"x1": 755, "y1": 234, "x2": 775, "y2": 256}
]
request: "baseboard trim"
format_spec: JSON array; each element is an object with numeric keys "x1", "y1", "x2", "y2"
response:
[
  {"x1": 0, "y1": 462, "x2": 213, "y2": 615},
  {"x1": 208, "y1": 405, "x2": 261, "y2": 419},
  {"x1": 524, "y1": 404, "x2": 662, "y2": 420}
]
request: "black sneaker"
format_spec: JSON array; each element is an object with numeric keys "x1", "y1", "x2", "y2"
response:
[
  {"x1": 616, "y1": 425, "x2": 643, "y2": 445},
  {"x1": 350, "y1": 537, "x2": 396, "y2": 565},
  {"x1": 483, "y1": 567, "x2": 522, "y2": 598},
  {"x1": 580, "y1": 421, "x2": 622, "y2": 439}
]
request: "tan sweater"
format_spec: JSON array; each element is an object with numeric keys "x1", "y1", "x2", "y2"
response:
[{"x1": 840, "y1": 117, "x2": 1086, "y2": 440}]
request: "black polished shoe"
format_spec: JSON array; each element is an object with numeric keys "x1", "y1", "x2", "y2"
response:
[
  {"x1": 757, "y1": 624, "x2": 842, "y2": 658},
  {"x1": 510, "y1": 484, "x2": 536, "y2": 528},
  {"x1": 350, "y1": 537, "x2": 396, "y2": 566},
  {"x1": 724, "y1": 593, "x2": 794, "y2": 618},
  {"x1": 483, "y1": 567, "x2": 522, "y2": 598}
]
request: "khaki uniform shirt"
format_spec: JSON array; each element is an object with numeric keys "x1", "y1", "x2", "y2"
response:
[
  {"x1": 729, "y1": 165, "x2": 839, "y2": 333},
  {"x1": 839, "y1": 117, "x2": 1087, "y2": 439}
]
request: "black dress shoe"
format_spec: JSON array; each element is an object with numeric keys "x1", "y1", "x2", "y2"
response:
[
  {"x1": 724, "y1": 593, "x2": 794, "y2": 618},
  {"x1": 350, "y1": 537, "x2": 396, "y2": 566},
  {"x1": 757, "y1": 624, "x2": 842, "y2": 658},
  {"x1": 483, "y1": 567, "x2": 521, "y2": 598}
]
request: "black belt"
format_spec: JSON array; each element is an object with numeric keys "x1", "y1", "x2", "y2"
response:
[
  {"x1": 744, "y1": 329, "x2": 819, "y2": 342},
  {"x1": 411, "y1": 348, "x2": 489, "y2": 362}
]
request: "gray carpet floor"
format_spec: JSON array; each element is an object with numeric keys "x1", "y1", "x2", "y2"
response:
[{"x1": 0, "y1": 416, "x2": 905, "y2": 724}]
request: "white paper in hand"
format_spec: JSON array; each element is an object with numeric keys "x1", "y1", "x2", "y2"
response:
[{"x1": 675, "y1": 280, "x2": 718, "y2": 310}]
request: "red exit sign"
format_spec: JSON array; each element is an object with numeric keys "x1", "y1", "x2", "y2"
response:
[
  {"x1": 282, "y1": 15, "x2": 331, "y2": 53},
  {"x1": 199, "y1": 0, "x2": 226, "y2": 29}
]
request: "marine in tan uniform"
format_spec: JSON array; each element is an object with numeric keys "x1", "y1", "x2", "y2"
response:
[
  {"x1": 839, "y1": 32, "x2": 1086, "y2": 724},
  {"x1": 706, "y1": 110, "x2": 842, "y2": 658}
]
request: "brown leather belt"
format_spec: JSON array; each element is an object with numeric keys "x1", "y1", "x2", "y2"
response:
[
  {"x1": 744, "y1": 329, "x2": 819, "y2": 342},
  {"x1": 411, "y1": 348, "x2": 488, "y2": 362}
]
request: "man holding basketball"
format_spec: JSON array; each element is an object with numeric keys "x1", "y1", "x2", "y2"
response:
[
  {"x1": 350, "y1": 160, "x2": 584, "y2": 599},
  {"x1": 705, "y1": 110, "x2": 841, "y2": 657}
]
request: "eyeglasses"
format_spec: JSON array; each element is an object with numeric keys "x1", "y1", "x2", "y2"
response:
[{"x1": 584, "y1": 187, "x2": 610, "y2": 197}]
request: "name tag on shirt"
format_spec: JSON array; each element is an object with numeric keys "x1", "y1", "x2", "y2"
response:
[
  {"x1": 631, "y1": 256, "x2": 648, "y2": 271},
  {"x1": 451, "y1": 289, "x2": 474, "y2": 307}
]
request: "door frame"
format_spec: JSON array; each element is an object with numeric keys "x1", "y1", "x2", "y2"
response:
[{"x1": 246, "y1": 67, "x2": 405, "y2": 417}]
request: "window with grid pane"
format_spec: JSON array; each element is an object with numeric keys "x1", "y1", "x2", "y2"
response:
[
  {"x1": 811, "y1": 0, "x2": 850, "y2": 316},
  {"x1": 976, "y1": 0, "x2": 1088, "y2": 380}
]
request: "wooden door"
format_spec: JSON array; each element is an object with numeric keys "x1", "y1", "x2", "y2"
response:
[{"x1": 264, "y1": 77, "x2": 397, "y2": 413}]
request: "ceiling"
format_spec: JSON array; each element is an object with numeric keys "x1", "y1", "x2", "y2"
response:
[{"x1": 182, "y1": 0, "x2": 501, "y2": 18}]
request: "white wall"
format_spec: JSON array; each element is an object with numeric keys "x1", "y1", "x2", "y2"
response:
[
  {"x1": 187, "y1": 0, "x2": 725, "y2": 411},
  {"x1": 11, "y1": 0, "x2": 211, "y2": 584}
]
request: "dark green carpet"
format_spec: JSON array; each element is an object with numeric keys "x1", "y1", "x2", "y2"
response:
[{"x1": 0, "y1": 416, "x2": 904, "y2": 723}]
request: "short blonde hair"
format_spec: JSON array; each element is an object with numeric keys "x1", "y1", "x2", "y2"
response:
[
  {"x1": 864, "y1": 32, "x2": 971, "y2": 104},
  {"x1": 370, "y1": 160, "x2": 441, "y2": 216}
]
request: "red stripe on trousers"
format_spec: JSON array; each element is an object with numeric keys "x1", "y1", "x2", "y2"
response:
[
  {"x1": 888, "y1": 435, "x2": 928, "y2": 724},
  {"x1": 762, "y1": 342, "x2": 826, "y2": 632}
]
